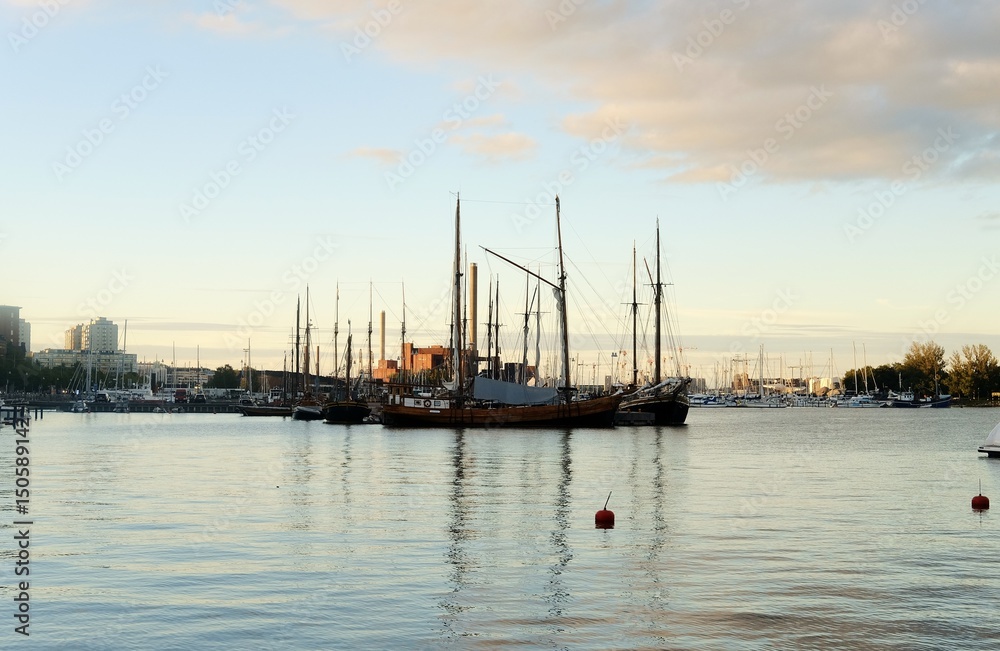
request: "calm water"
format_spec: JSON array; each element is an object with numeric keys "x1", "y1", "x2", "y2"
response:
[{"x1": 3, "y1": 407, "x2": 1000, "y2": 649}]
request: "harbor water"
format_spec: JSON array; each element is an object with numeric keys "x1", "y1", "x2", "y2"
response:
[{"x1": 3, "y1": 408, "x2": 1000, "y2": 649}]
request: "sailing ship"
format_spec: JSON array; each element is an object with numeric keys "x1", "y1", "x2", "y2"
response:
[
  {"x1": 292, "y1": 287, "x2": 325, "y2": 421},
  {"x1": 381, "y1": 195, "x2": 623, "y2": 428},
  {"x1": 617, "y1": 221, "x2": 690, "y2": 424},
  {"x1": 978, "y1": 421, "x2": 1000, "y2": 457},
  {"x1": 322, "y1": 328, "x2": 372, "y2": 425}
]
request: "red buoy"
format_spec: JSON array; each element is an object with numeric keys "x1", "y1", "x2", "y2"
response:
[
  {"x1": 973, "y1": 479, "x2": 990, "y2": 510},
  {"x1": 595, "y1": 491, "x2": 615, "y2": 529}
]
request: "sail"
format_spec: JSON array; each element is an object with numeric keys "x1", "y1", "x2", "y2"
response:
[
  {"x1": 472, "y1": 376, "x2": 558, "y2": 405},
  {"x1": 984, "y1": 421, "x2": 1000, "y2": 447},
  {"x1": 552, "y1": 285, "x2": 564, "y2": 387}
]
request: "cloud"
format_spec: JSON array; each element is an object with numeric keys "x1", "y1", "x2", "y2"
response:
[
  {"x1": 242, "y1": 1, "x2": 1000, "y2": 185},
  {"x1": 450, "y1": 132, "x2": 538, "y2": 162},
  {"x1": 976, "y1": 210, "x2": 1000, "y2": 230},
  {"x1": 348, "y1": 146, "x2": 402, "y2": 166},
  {"x1": 184, "y1": 10, "x2": 293, "y2": 38}
]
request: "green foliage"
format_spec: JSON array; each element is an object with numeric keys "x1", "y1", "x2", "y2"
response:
[
  {"x1": 0, "y1": 341, "x2": 81, "y2": 392},
  {"x1": 946, "y1": 344, "x2": 1000, "y2": 400},
  {"x1": 901, "y1": 341, "x2": 947, "y2": 397},
  {"x1": 841, "y1": 364, "x2": 901, "y2": 394},
  {"x1": 206, "y1": 364, "x2": 241, "y2": 388}
]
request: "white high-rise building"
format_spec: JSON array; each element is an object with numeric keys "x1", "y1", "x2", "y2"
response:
[{"x1": 83, "y1": 317, "x2": 118, "y2": 353}]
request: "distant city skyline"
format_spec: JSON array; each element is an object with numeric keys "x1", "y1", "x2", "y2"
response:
[{"x1": 4, "y1": 1, "x2": 999, "y2": 381}]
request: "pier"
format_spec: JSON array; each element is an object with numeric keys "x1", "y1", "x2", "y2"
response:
[{"x1": 1, "y1": 403, "x2": 30, "y2": 427}]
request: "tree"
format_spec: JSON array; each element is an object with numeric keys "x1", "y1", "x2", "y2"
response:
[
  {"x1": 206, "y1": 364, "x2": 240, "y2": 388},
  {"x1": 871, "y1": 364, "x2": 901, "y2": 393},
  {"x1": 901, "y1": 341, "x2": 947, "y2": 397},
  {"x1": 841, "y1": 363, "x2": 903, "y2": 395},
  {"x1": 947, "y1": 344, "x2": 999, "y2": 400}
]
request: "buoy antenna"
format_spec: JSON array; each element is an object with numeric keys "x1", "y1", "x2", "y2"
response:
[{"x1": 604, "y1": 491, "x2": 612, "y2": 510}]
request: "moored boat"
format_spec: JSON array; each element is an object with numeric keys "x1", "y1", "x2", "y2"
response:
[
  {"x1": 885, "y1": 390, "x2": 951, "y2": 408},
  {"x1": 381, "y1": 195, "x2": 622, "y2": 429},
  {"x1": 383, "y1": 392, "x2": 622, "y2": 427},
  {"x1": 239, "y1": 403, "x2": 294, "y2": 417},
  {"x1": 978, "y1": 421, "x2": 1000, "y2": 457},
  {"x1": 615, "y1": 224, "x2": 690, "y2": 426},
  {"x1": 322, "y1": 331, "x2": 371, "y2": 425}
]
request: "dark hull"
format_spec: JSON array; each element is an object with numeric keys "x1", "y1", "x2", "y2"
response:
[
  {"x1": 322, "y1": 402, "x2": 372, "y2": 424},
  {"x1": 887, "y1": 396, "x2": 952, "y2": 408},
  {"x1": 238, "y1": 405, "x2": 294, "y2": 417},
  {"x1": 292, "y1": 405, "x2": 324, "y2": 421},
  {"x1": 620, "y1": 395, "x2": 690, "y2": 425},
  {"x1": 979, "y1": 446, "x2": 1000, "y2": 458},
  {"x1": 382, "y1": 394, "x2": 623, "y2": 428},
  {"x1": 619, "y1": 381, "x2": 690, "y2": 425}
]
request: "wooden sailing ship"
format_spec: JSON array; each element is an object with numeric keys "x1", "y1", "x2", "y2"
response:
[
  {"x1": 322, "y1": 328, "x2": 372, "y2": 424},
  {"x1": 617, "y1": 220, "x2": 690, "y2": 425},
  {"x1": 381, "y1": 195, "x2": 623, "y2": 428}
]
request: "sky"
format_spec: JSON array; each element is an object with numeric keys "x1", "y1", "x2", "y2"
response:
[{"x1": 2, "y1": 0, "x2": 999, "y2": 387}]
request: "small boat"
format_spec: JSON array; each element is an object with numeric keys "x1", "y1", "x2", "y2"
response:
[
  {"x1": 292, "y1": 399, "x2": 324, "y2": 421},
  {"x1": 69, "y1": 400, "x2": 89, "y2": 413},
  {"x1": 844, "y1": 395, "x2": 886, "y2": 408},
  {"x1": 238, "y1": 402, "x2": 294, "y2": 417},
  {"x1": 978, "y1": 421, "x2": 1000, "y2": 457}
]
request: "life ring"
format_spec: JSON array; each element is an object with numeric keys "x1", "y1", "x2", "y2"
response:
[{"x1": 423, "y1": 399, "x2": 431, "y2": 407}]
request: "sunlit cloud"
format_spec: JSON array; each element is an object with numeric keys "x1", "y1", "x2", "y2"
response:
[
  {"x1": 348, "y1": 146, "x2": 402, "y2": 166},
  {"x1": 184, "y1": 10, "x2": 293, "y2": 38},
  {"x1": 243, "y1": 0, "x2": 1000, "y2": 187},
  {"x1": 450, "y1": 132, "x2": 538, "y2": 163}
]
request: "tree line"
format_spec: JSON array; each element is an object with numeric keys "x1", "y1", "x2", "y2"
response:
[{"x1": 842, "y1": 341, "x2": 999, "y2": 401}]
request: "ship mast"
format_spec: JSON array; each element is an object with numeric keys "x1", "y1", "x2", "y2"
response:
[
  {"x1": 303, "y1": 287, "x2": 311, "y2": 396},
  {"x1": 632, "y1": 242, "x2": 638, "y2": 387},
  {"x1": 400, "y1": 283, "x2": 406, "y2": 382},
  {"x1": 295, "y1": 295, "x2": 301, "y2": 398},
  {"x1": 555, "y1": 196, "x2": 571, "y2": 393},
  {"x1": 367, "y1": 281, "x2": 373, "y2": 397},
  {"x1": 451, "y1": 195, "x2": 464, "y2": 395},
  {"x1": 346, "y1": 324, "x2": 352, "y2": 399},
  {"x1": 521, "y1": 275, "x2": 531, "y2": 385},
  {"x1": 333, "y1": 282, "x2": 339, "y2": 383},
  {"x1": 654, "y1": 219, "x2": 662, "y2": 385}
]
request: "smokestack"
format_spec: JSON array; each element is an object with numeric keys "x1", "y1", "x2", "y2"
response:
[
  {"x1": 379, "y1": 310, "x2": 386, "y2": 362},
  {"x1": 469, "y1": 262, "x2": 478, "y2": 352}
]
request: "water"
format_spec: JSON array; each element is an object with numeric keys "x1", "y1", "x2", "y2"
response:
[{"x1": 3, "y1": 408, "x2": 1000, "y2": 649}]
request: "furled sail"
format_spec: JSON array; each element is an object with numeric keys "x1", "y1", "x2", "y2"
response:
[{"x1": 472, "y1": 376, "x2": 558, "y2": 405}]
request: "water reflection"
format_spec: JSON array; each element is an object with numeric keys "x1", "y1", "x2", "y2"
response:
[
  {"x1": 339, "y1": 427, "x2": 354, "y2": 522},
  {"x1": 545, "y1": 431, "x2": 573, "y2": 619},
  {"x1": 441, "y1": 429, "x2": 474, "y2": 635},
  {"x1": 285, "y1": 425, "x2": 314, "y2": 532}
]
